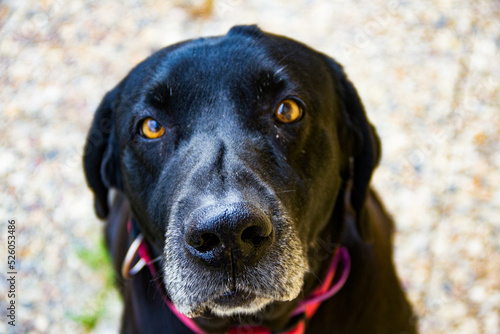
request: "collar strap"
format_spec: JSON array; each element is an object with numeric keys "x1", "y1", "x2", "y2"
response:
[{"x1": 122, "y1": 220, "x2": 350, "y2": 334}]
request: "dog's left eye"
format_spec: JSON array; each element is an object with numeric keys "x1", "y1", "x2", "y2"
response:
[
  {"x1": 275, "y1": 99, "x2": 303, "y2": 124},
  {"x1": 140, "y1": 117, "x2": 165, "y2": 139}
]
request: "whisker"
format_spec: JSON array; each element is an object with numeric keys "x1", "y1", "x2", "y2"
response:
[{"x1": 276, "y1": 189, "x2": 296, "y2": 194}]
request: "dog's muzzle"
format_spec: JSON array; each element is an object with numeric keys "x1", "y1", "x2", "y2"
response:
[{"x1": 163, "y1": 197, "x2": 308, "y2": 317}]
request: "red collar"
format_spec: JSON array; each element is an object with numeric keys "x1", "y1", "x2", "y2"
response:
[{"x1": 122, "y1": 220, "x2": 350, "y2": 334}]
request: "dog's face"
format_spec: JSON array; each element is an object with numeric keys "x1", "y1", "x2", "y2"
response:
[{"x1": 84, "y1": 25, "x2": 380, "y2": 319}]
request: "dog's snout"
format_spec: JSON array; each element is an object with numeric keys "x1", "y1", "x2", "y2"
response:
[{"x1": 184, "y1": 203, "x2": 274, "y2": 266}]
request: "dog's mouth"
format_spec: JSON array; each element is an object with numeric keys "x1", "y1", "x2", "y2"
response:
[
  {"x1": 198, "y1": 289, "x2": 275, "y2": 318},
  {"x1": 168, "y1": 285, "x2": 276, "y2": 318},
  {"x1": 213, "y1": 290, "x2": 256, "y2": 307}
]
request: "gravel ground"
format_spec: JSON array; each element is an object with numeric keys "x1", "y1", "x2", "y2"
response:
[{"x1": 1, "y1": 0, "x2": 499, "y2": 333}]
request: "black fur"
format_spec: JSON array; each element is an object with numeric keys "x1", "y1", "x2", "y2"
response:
[{"x1": 83, "y1": 25, "x2": 416, "y2": 333}]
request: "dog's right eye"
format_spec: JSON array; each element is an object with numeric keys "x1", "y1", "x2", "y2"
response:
[
  {"x1": 139, "y1": 117, "x2": 165, "y2": 139},
  {"x1": 274, "y1": 99, "x2": 303, "y2": 124}
]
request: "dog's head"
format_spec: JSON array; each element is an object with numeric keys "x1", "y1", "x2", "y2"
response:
[{"x1": 83, "y1": 25, "x2": 380, "y2": 319}]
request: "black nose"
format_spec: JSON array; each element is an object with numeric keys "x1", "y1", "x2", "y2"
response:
[{"x1": 184, "y1": 203, "x2": 274, "y2": 266}]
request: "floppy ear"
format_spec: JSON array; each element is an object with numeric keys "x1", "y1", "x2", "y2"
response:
[
  {"x1": 326, "y1": 58, "x2": 381, "y2": 240},
  {"x1": 83, "y1": 86, "x2": 123, "y2": 219}
]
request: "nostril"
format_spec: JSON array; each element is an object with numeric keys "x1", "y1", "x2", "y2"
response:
[
  {"x1": 241, "y1": 225, "x2": 273, "y2": 248},
  {"x1": 191, "y1": 232, "x2": 220, "y2": 253},
  {"x1": 184, "y1": 203, "x2": 274, "y2": 264}
]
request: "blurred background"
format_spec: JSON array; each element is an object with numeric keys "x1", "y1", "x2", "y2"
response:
[{"x1": 0, "y1": 0, "x2": 499, "y2": 333}]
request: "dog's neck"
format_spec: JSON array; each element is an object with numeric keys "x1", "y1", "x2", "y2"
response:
[{"x1": 305, "y1": 202, "x2": 415, "y2": 334}]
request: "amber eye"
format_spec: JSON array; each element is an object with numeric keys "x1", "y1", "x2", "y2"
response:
[
  {"x1": 275, "y1": 99, "x2": 303, "y2": 123},
  {"x1": 140, "y1": 117, "x2": 165, "y2": 139}
]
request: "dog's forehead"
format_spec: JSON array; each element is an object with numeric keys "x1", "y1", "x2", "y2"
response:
[
  {"x1": 143, "y1": 30, "x2": 324, "y2": 96},
  {"x1": 166, "y1": 37, "x2": 269, "y2": 77}
]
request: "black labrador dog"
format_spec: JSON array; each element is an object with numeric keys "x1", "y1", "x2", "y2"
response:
[{"x1": 83, "y1": 25, "x2": 416, "y2": 333}]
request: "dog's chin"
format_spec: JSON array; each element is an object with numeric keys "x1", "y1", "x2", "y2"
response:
[
  {"x1": 208, "y1": 294, "x2": 274, "y2": 317},
  {"x1": 176, "y1": 291, "x2": 288, "y2": 318}
]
